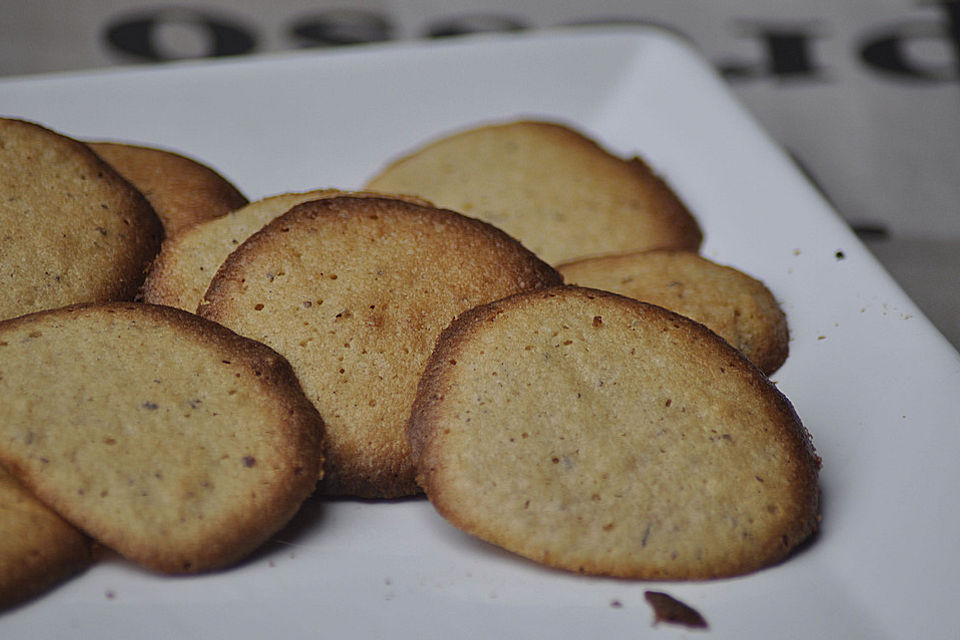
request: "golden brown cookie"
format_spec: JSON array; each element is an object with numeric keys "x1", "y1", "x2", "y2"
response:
[
  {"x1": 0, "y1": 302, "x2": 324, "y2": 574},
  {"x1": 88, "y1": 141, "x2": 248, "y2": 236},
  {"x1": 558, "y1": 249, "x2": 789, "y2": 374},
  {"x1": 0, "y1": 465, "x2": 93, "y2": 610},
  {"x1": 198, "y1": 196, "x2": 562, "y2": 498},
  {"x1": 140, "y1": 189, "x2": 427, "y2": 312},
  {"x1": 409, "y1": 286, "x2": 820, "y2": 580},
  {"x1": 0, "y1": 118, "x2": 163, "y2": 322},
  {"x1": 364, "y1": 120, "x2": 702, "y2": 264}
]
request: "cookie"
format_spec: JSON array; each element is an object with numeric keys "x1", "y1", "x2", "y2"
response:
[
  {"x1": 409, "y1": 286, "x2": 820, "y2": 580},
  {"x1": 88, "y1": 141, "x2": 248, "y2": 236},
  {"x1": 198, "y1": 196, "x2": 562, "y2": 498},
  {"x1": 0, "y1": 302, "x2": 325, "y2": 574},
  {"x1": 558, "y1": 249, "x2": 789, "y2": 374},
  {"x1": 0, "y1": 465, "x2": 92, "y2": 610},
  {"x1": 140, "y1": 189, "x2": 426, "y2": 312},
  {"x1": 0, "y1": 118, "x2": 163, "y2": 322},
  {"x1": 364, "y1": 120, "x2": 702, "y2": 264}
]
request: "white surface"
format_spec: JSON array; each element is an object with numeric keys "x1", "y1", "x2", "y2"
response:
[{"x1": 1, "y1": 26, "x2": 959, "y2": 639}]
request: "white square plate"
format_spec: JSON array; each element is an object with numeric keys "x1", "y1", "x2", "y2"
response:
[{"x1": 2, "y1": 26, "x2": 959, "y2": 639}]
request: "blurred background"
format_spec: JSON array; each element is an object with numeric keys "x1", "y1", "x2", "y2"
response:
[{"x1": 2, "y1": 0, "x2": 957, "y2": 349}]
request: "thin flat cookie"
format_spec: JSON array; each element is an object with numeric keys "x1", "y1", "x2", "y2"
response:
[
  {"x1": 0, "y1": 303, "x2": 324, "y2": 574},
  {"x1": 365, "y1": 120, "x2": 702, "y2": 264},
  {"x1": 88, "y1": 141, "x2": 248, "y2": 236},
  {"x1": 198, "y1": 196, "x2": 562, "y2": 498},
  {"x1": 0, "y1": 465, "x2": 92, "y2": 610},
  {"x1": 409, "y1": 286, "x2": 820, "y2": 580},
  {"x1": 558, "y1": 249, "x2": 789, "y2": 374},
  {"x1": 0, "y1": 118, "x2": 162, "y2": 322}
]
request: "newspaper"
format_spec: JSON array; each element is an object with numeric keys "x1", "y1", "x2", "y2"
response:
[{"x1": 1, "y1": 0, "x2": 957, "y2": 346}]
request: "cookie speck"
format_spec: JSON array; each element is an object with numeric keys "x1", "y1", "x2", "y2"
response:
[{"x1": 644, "y1": 591, "x2": 708, "y2": 629}]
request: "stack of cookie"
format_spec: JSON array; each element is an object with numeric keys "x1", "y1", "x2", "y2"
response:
[{"x1": 0, "y1": 115, "x2": 820, "y2": 609}]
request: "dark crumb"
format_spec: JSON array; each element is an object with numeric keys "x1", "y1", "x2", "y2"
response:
[
  {"x1": 835, "y1": 250, "x2": 845, "y2": 260},
  {"x1": 644, "y1": 591, "x2": 708, "y2": 629},
  {"x1": 610, "y1": 599, "x2": 623, "y2": 608},
  {"x1": 105, "y1": 590, "x2": 116, "y2": 600}
]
